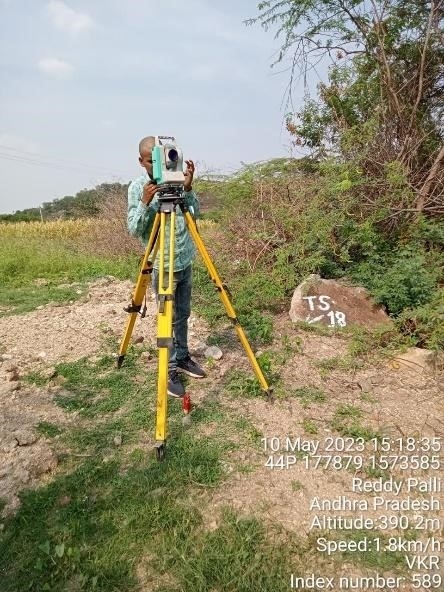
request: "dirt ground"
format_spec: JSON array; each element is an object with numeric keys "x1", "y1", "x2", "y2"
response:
[{"x1": 1, "y1": 278, "x2": 443, "y2": 551}]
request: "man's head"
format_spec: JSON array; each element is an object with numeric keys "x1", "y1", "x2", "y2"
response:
[{"x1": 139, "y1": 136, "x2": 156, "y2": 178}]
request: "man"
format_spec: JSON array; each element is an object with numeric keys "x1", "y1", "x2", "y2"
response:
[{"x1": 127, "y1": 136, "x2": 206, "y2": 397}]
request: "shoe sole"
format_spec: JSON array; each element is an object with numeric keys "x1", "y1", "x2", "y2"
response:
[
  {"x1": 167, "y1": 390, "x2": 185, "y2": 398},
  {"x1": 177, "y1": 368, "x2": 206, "y2": 379}
]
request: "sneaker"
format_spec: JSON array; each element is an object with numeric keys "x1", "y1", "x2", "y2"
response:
[
  {"x1": 167, "y1": 371, "x2": 185, "y2": 398},
  {"x1": 177, "y1": 355, "x2": 206, "y2": 378}
]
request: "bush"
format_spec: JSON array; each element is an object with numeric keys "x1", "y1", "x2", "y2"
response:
[
  {"x1": 397, "y1": 289, "x2": 444, "y2": 350},
  {"x1": 192, "y1": 161, "x2": 441, "y2": 350},
  {"x1": 351, "y1": 248, "x2": 441, "y2": 316}
]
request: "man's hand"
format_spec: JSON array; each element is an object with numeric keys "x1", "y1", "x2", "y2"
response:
[
  {"x1": 183, "y1": 160, "x2": 195, "y2": 192},
  {"x1": 141, "y1": 182, "x2": 158, "y2": 205}
]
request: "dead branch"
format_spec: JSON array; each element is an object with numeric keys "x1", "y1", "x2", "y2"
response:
[{"x1": 415, "y1": 143, "x2": 444, "y2": 212}]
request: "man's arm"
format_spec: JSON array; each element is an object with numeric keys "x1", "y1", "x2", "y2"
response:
[
  {"x1": 127, "y1": 180, "x2": 157, "y2": 240},
  {"x1": 182, "y1": 159, "x2": 200, "y2": 218}
]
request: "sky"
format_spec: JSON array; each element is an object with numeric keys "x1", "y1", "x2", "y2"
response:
[{"x1": 0, "y1": 0, "x2": 312, "y2": 214}]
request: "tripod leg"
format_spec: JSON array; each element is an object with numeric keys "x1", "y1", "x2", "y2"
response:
[
  {"x1": 184, "y1": 211, "x2": 273, "y2": 400},
  {"x1": 117, "y1": 213, "x2": 161, "y2": 368},
  {"x1": 155, "y1": 208, "x2": 176, "y2": 453}
]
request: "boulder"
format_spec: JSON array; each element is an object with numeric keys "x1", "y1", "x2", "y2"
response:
[
  {"x1": 289, "y1": 274, "x2": 391, "y2": 329},
  {"x1": 389, "y1": 348, "x2": 444, "y2": 374}
]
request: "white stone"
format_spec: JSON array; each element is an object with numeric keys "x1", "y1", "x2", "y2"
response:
[{"x1": 204, "y1": 346, "x2": 223, "y2": 360}]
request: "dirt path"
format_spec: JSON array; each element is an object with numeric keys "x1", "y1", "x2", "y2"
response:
[
  {"x1": 1, "y1": 280, "x2": 443, "y2": 542},
  {"x1": 0, "y1": 278, "x2": 205, "y2": 513}
]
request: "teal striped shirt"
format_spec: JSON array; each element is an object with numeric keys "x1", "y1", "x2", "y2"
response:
[{"x1": 127, "y1": 172, "x2": 200, "y2": 271}]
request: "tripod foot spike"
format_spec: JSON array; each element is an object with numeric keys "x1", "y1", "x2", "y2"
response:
[
  {"x1": 155, "y1": 442, "x2": 166, "y2": 462},
  {"x1": 117, "y1": 355, "x2": 125, "y2": 369},
  {"x1": 264, "y1": 388, "x2": 274, "y2": 403}
]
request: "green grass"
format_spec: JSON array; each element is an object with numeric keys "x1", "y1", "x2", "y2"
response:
[
  {"x1": 225, "y1": 369, "x2": 264, "y2": 399},
  {"x1": 1, "y1": 318, "x2": 408, "y2": 591},
  {"x1": 192, "y1": 261, "x2": 274, "y2": 347},
  {"x1": 233, "y1": 416, "x2": 263, "y2": 445},
  {"x1": 23, "y1": 371, "x2": 52, "y2": 387},
  {"x1": 192, "y1": 261, "x2": 226, "y2": 326},
  {"x1": 0, "y1": 236, "x2": 136, "y2": 315},
  {"x1": 302, "y1": 418, "x2": 319, "y2": 435},
  {"x1": 329, "y1": 404, "x2": 378, "y2": 440},
  {"x1": 1, "y1": 219, "x2": 421, "y2": 590},
  {"x1": 0, "y1": 445, "x2": 221, "y2": 591},
  {"x1": 155, "y1": 511, "x2": 301, "y2": 592},
  {"x1": 315, "y1": 355, "x2": 364, "y2": 373},
  {"x1": 292, "y1": 386, "x2": 326, "y2": 407},
  {"x1": 1, "y1": 351, "x2": 312, "y2": 592},
  {"x1": 0, "y1": 284, "x2": 88, "y2": 317},
  {"x1": 36, "y1": 422, "x2": 64, "y2": 438},
  {"x1": 322, "y1": 530, "x2": 407, "y2": 572}
]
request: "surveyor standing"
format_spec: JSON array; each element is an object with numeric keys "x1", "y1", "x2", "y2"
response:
[{"x1": 127, "y1": 135, "x2": 206, "y2": 397}]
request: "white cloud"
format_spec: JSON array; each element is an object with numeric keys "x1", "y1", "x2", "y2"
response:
[
  {"x1": 46, "y1": 1, "x2": 93, "y2": 36},
  {"x1": 37, "y1": 57, "x2": 74, "y2": 78}
]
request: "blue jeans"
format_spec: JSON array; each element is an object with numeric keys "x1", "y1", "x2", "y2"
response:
[{"x1": 152, "y1": 265, "x2": 192, "y2": 372}]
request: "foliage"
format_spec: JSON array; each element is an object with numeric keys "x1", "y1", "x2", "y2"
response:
[
  {"x1": 198, "y1": 159, "x2": 442, "y2": 348},
  {"x1": 292, "y1": 386, "x2": 326, "y2": 407},
  {"x1": 350, "y1": 246, "x2": 442, "y2": 315},
  {"x1": 396, "y1": 289, "x2": 444, "y2": 350},
  {"x1": 248, "y1": 0, "x2": 444, "y2": 219}
]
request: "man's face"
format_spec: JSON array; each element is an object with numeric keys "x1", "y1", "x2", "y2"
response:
[{"x1": 139, "y1": 146, "x2": 154, "y2": 178}]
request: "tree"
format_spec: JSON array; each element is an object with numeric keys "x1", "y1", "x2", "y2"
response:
[{"x1": 247, "y1": 0, "x2": 444, "y2": 216}]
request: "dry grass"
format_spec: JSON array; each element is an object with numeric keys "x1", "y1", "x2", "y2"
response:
[
  {"x1": 0, "y1": 182, "x2": 218, "y2": 259},
  {"x1": 0, "y1": 219, "x2": 97, "y2": 240}
]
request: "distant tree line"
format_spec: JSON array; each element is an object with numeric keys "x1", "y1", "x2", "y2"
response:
[{"x1": 0, "y1": 183, "x2": 129, "y2": 222}]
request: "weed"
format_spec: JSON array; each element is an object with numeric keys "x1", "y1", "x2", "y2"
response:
[
  {"x1": 206, "y1": 331, "x2": 236, "y2": 348},
  {"x1": 292, "y1": 320, "x2": 344, "y2": 337},
  {"x1": 54, "y1": 355, "x2": 141, "y2": 418},
  {"x1": 23, "y1": 371, "x2": 50, "y2": 387},
  {"x1": 364, "y1": 466, "x2": 391, "y2": 479},
  {"x1": 347, "y1": 324, "x2": 411, "y2": 360},
  {"x1": 225, "y1": 370, "x2": 263, "y2": 399},
  {"x1": 330, "y1": 405, "x2": 377, "y2": 440},
  {"x1": 233, "y1": 416, "x2": 263, "y2": 444},
  {"x1": 292, "y1": 386, "x2": 326, "y2": 407},
  {"x1": 0, "y1": 284, "x2": 86, "y2": 318},
  {"x1": 302, "y1": 419, "x2": 319, "y2": 435},
  {"x1": 397, "y1": 288, "x2": 444, "y2": 350},
  {"x1": 316, "y1": 355, "x2": 363, "y2": 374},
  {"x1": 192, "y1": 262, "x2": 226, "y2": 326},
  {"x1": 239, "y1": 309, "x2": 274, "y2": 346},
  {"x1": 36, "y1": 422, "x2": 63, "y2": 438},
  {"x1": 154, "y1": 510, "x2": 301, "y2": 592},
  {"x1": 359, "y1": 391, "x2": 377, "y2": 403},
  {"x1": 291, "y1": 480, "x2": 303, "y2": 491}
]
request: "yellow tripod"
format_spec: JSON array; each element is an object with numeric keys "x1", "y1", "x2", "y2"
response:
[{"x1": 118, "y1": 187, "x2": 272, "y2": 460}]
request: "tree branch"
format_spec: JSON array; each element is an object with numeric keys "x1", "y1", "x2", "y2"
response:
[
  {"x1": 415, "y1": 143, "x2": 444, "y2": 212},
  {"x1": 399, "y1": 0, "x2": 436, "y2": 160}
]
